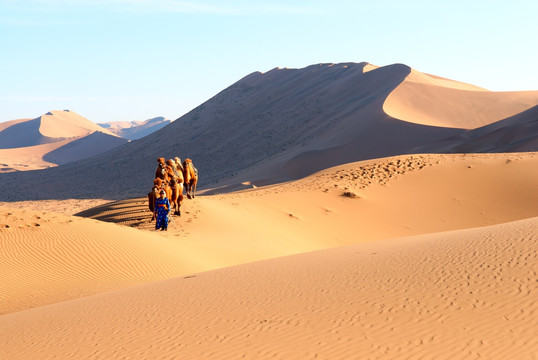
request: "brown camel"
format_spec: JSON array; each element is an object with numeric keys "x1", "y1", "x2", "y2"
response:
[
  {"x1": 148, "y1": 178, "x2": 163, "y2": 221},
  {"x1": 174, "y1": 157, "x2": 185, "y2": 174},
  {"x1": 183, "y1": 158, "x2": 198, "y2": 199},
  {"x1": 166, "y1": 159, "x2": 184, "y2": 216},
  {"x1": 155, "y1": 157, "x2": 168, "y2": 181}
]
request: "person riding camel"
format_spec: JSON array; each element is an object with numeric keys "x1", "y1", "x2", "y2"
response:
[{"x1": 167, "y1": 159, "x2": 182, "y2": 181}]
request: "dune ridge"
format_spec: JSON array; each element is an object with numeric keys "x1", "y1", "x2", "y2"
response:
[
  {"x1": 38, "y1": 110, "x2": 117, "y2": 139},
  {"x1": 3, "y1": 62, "x2": 537, "y2": 200},
  {"x1": 383, "y1": 70, "x2": 538, "y2": 129}
]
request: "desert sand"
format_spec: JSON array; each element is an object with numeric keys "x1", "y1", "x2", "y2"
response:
[
  {"x1": 1, "y1": 152, "x2": 537, "y2": 359},
  {"x1": 1, "y1": 62, "x2": 537, "y2": 359}
]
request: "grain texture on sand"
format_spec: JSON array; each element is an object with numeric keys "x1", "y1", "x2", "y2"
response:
[
  {"x1": 1, "y1": 217, "x2": 536, "y2": 359},
  {"x1": 0, "y1": 209, "x2": 201, "y2": 314}
]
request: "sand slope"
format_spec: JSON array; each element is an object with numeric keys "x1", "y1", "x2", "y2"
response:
[
  {"x1": 0, "y1": 216, "x2": 536, "y2": 359},
  {"x1": 3, "y1": 62, "x2": 537, "y2": 200},
  {"x1": 416, "y1": 104, "x2": 538, "y2": 153},
  {"x1": 0, "y1": 110, "x2": 128, "y2": 172},
  {"x1": 0, "y1": 207, "x2": 203, "y2": 314},
  {"x1": 2, "y1": 153, "x2": 536, "y2": 316},
  {"x1": 383, "y1": 69, "x2": 538, "y2": 129},
  {"x1": 0, "y1": 139, "x2": 69, "y2": 172}
]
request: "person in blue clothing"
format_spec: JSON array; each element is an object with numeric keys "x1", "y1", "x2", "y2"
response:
[{"x1": 154, "y1": 189, "x2": 171, "y2": 231}]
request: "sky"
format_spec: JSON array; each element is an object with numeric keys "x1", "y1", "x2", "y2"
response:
[{"x1": 1, "y1": 0, "x2": 537, "y2": 124}]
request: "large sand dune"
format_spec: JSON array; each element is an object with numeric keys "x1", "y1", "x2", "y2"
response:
[{"x1": 1, "y1": 62, "x2": 536, "y2": 200}]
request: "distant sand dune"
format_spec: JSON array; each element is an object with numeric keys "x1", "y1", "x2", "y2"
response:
[
  {"x1": 38, "y1": 110, "x2": 115, "y2": 139},
  {"x1": 0, "y1": 110, "x2": 127, "y2": 172}
]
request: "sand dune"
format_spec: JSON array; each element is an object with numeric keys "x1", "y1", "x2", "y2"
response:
[
  {"x1": 1, "y1": 215, "x2": 536, "y2": 359},
  {"x1": 0, "y1": 110, "x2": 116, "y2": 149},
  {"x1": 2, "y1": 153, "x2": 536, "y2": 317},
  {"x1": 0, "y1": 110, "x2": 127, "y2": 172},
  {"x1": 98, "y1": 116, "x2": 171, "y2": 140},
  {"x1": 383, "y1": 70, "x2": 538, "y2": 129},
  {"x1": 38, "y1": 110, "x2": 116, "y2": 138},
  {"x1": 1, "y1": 62, "x2": 537, "y2": 359},
  {"x1": 1, "y1": 62, "x2": 536, "y2": 200},
  {"x1": 0, "y1": 118, "x2": 31, "y2": 132},
  {"x1": 43, "y1": 131, "x2": 129, "y2": 165},
  {"x1": 416, "y1": 104, "x2": 538, "y2": 153},
  {"x1": 0, "y1": 206, "x2": 202, "y2": 314},
  {"x1": 0, "y1": 140, "x2": 69, "y2": 172}
]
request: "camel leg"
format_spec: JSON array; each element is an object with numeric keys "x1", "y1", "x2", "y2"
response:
[{"x1": 186, "y1": 184, "x2": 192, "y2": 199}]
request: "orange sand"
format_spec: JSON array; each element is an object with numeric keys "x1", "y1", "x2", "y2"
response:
[{"x1": 0, "y1": 153, "x2": 537, "y2": 359}]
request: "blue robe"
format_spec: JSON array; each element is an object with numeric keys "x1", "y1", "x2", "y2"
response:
[{"x1": 155, "y1": 197, "x2": 171, "y2": 230}]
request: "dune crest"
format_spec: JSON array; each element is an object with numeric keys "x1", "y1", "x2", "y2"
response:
[
  {"x1": 38, "y1": 110, "x2": 117, "y2": 139},
  {"x1": 383, "y1": 69, "x2": 538, "y2": 129}
]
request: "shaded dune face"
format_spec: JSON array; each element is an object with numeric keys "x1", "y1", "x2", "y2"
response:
[{"x1": 0, "y1": 118, "x2": 57, "y2": 149}]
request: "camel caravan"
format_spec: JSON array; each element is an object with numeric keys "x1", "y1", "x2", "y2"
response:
[{"x1": 148, "y1": 157, "x2": 198, "y2": 226}]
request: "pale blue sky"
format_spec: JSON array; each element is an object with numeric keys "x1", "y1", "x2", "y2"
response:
[{"x1": 1, "y1": 0, "x2": 536, "y2": 123}]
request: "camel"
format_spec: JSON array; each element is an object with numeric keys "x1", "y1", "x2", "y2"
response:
[
  {"x1": 166, "y1": 159, "x2": 184, "y2": 216},
  {"x1": 148, "y1": 178, "x2": 163, "y2": 221},
  {"x1": 155, "y1": 157, "x2": 167, "y2": 181},
  {"x1": 174, "y1": 157, "x2": 185, "y2": 174},
  {"x1": 183, "y1": 158, "x2": 198, "y2": 199},
  {"x1": 149, "y1": 157, "x2": 187, "y2": 220}
]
